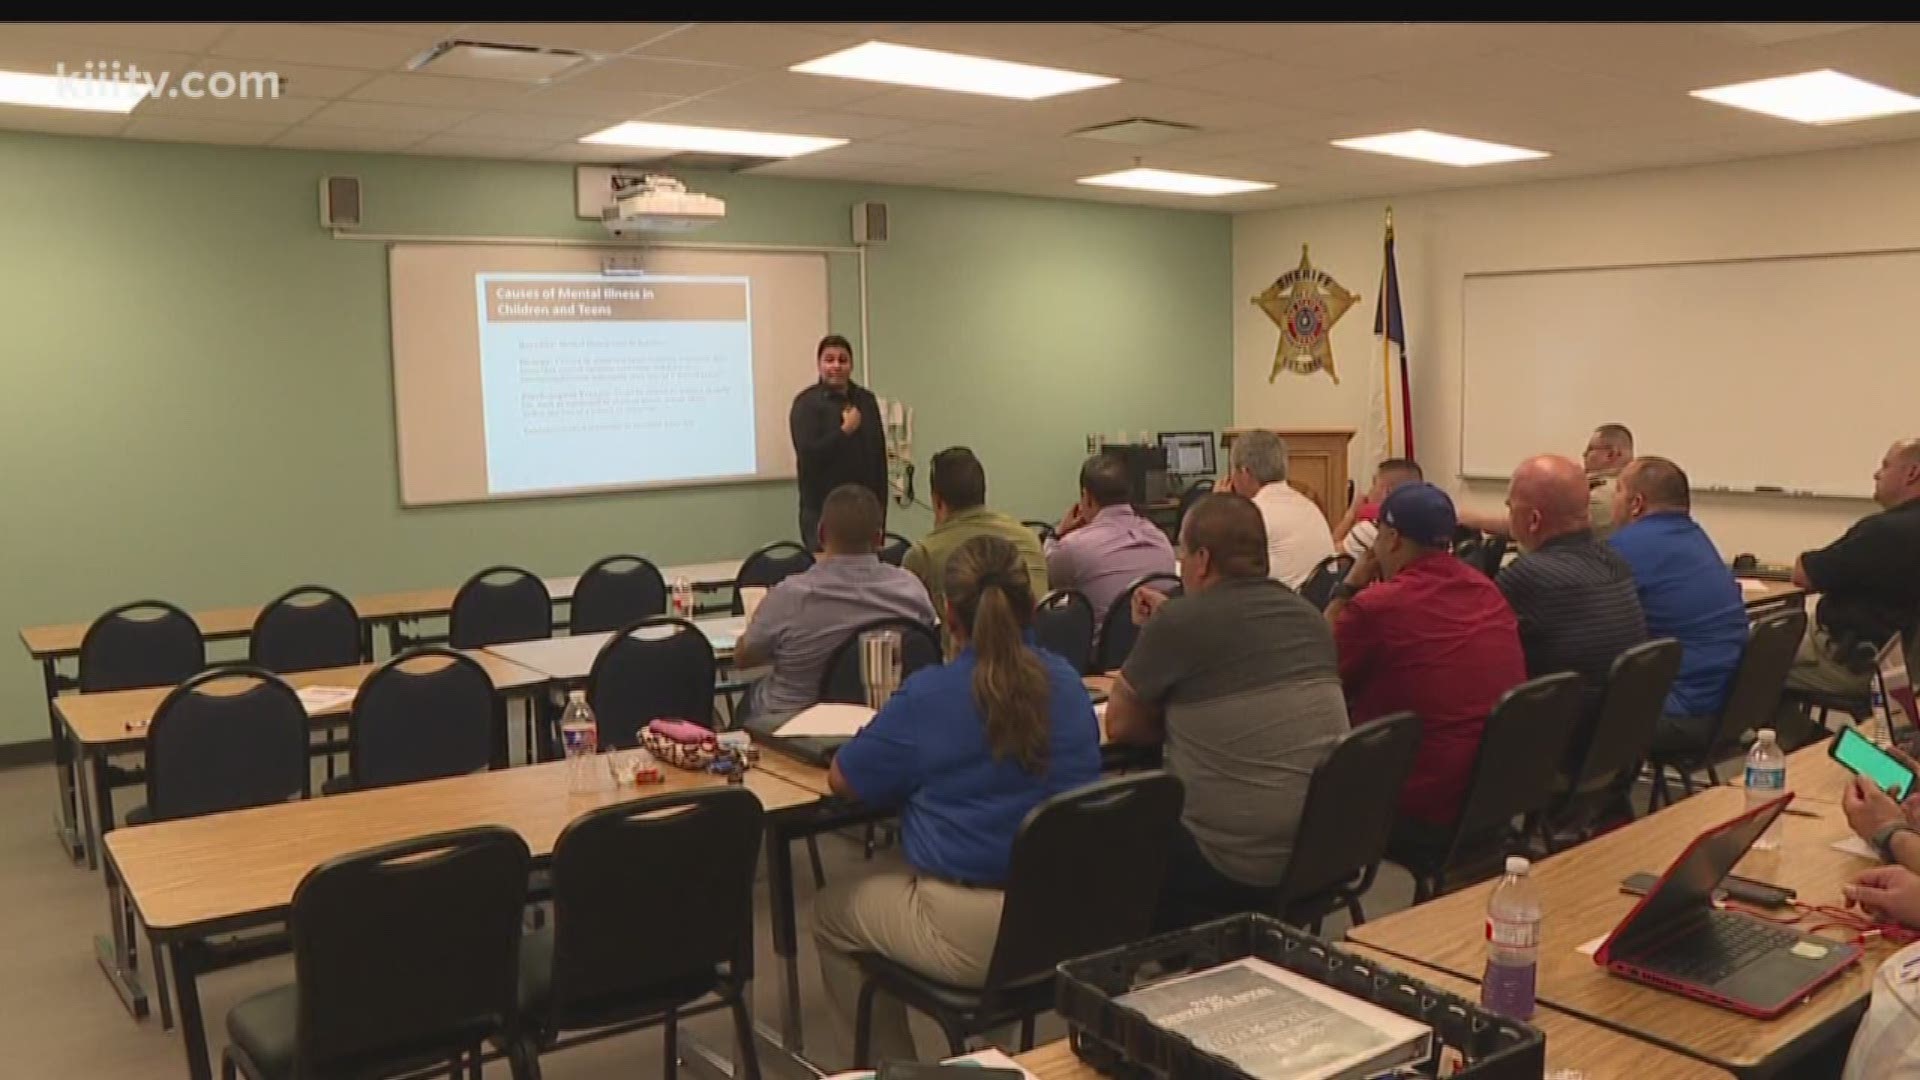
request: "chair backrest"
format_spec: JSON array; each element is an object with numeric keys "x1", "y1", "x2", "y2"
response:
[
  {"x1": 1571, "y1": 638, "x2": 1684, "y2": 790},
  {"x1": 817, "y1": 617, "x2": 945, "y2": 705},
  {"x1": 587, "y1": 617, "x2": 718, "y2": 745},
  {"x1": 1472, "y1": 535, "x2": 1511, "y2": 578},
  {"x1": 448, "y1": 566, "x2": 552, "y2": 650},
  {"x1": 731, "y1": 542, "x2": 815, "y2": 615},
  {"x1": 78, "y1": 600, "x2": 205, "y2": 693},
  {"x1": 290, "y1": 826, "x2": 530, "y2": 1075},
  {"x1": 145, "y1": 666, "x2": 309, "y2": 822},
  {"x1": 1731, "y1": 552, "x2": 1759, "y2": 573},
  {"x1": 984, "y1": 773, "x2": 1185, "y2": 992},
  {"x1": 569, "y1": 555, "x2": 667, "y2": 635},
  {"x1": 1447, "y1": 672, "x2": 1585, "y2": 857},
  {"x1": 1022, "y1": 520, "x2": 1057, "y2": 544},
  {"x1": 249, "y1": 585, "x2": 363, "y2": 673},
  {"x1": 878, "y1": 532, "x2": 913, "y2": 568},
  {"x1": 1096, "y1": 573, "x2": 1183, "y2": 672},
  {"x1": 1273, "y1": 713, "x2": 1423, "y2": 907},
  {"x1": 1297, "y1": 554, "x2": 1355, "y2": 611},
  {"x1": 351, "y1": 647, "x2": 499, "y2": 790},
  {"x1": 545, "y1": 789, "x2": 762, "y2": 1029},
  {"x1": 1175, "y1": 479, "x2": 1215, "y2": 530},
  {"x1": 1033, "y1": 589, "x2": 1096, "y2": 676},
  {"x1": 1709, "y1": 607, "x2": 1808, "y2": 754}
]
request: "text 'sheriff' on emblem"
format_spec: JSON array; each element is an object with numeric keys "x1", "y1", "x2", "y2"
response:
[{"x1": 1252, "y1": 245, "x2": 1360, "y2": 384}]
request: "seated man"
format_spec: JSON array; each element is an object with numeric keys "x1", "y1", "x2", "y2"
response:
[
  {"x1": 1789, "y1": 438, "x2": 1920, "y2": 697},
  {"x1": 1460, "y1": 423, "x2": 1634, "y2": 542},
  {"x1": 1221, "y1": 429, "x2": 1335, "y2": 590},
  {"x1": 1324, "y1": 482, "x2": 1526, "y2": 837},
  {"x1": 1332, "y1": 457, "x2": 1424, "y2": 559},
  {"x1": 903, "y1": 446, "x2": 1048, "y2": 614},
  {"x1": 1045, "y1": 451, "x2": 1177, "y2": 643},
  {"x1": 734, "y1": 483, "x2": 936, "y2": 725},
  {"x1": 1607, "y1": 456, "x2": 1749, "y2": 752},
  {"x1": 1495, "y1": 455, "x2": 1648, "y2": 776},
  {"x1": 1105, "y1": 493, "x2": 1349, "y2": 930}
]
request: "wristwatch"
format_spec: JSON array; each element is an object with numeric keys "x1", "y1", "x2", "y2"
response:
[
  {"x1": 1330, "y1": 581, "x2": 1363, "y2": 602},
  {"x1": 1871, "y1": 821, "x2": 1917, "y2": 863}
]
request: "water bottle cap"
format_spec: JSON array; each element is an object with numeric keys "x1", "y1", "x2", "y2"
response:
[
  {"x1": 1757, "y1": 728, "x2": 1776, "y2": 744},
  {"x1": 568, "y1": 689, "x2": 585, "y2": 702},
  {"x1": 1505, "y1": 856, "x2": 1530, "y2": 875}
]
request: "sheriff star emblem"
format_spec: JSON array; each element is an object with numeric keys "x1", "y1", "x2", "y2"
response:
[{"x1": 1253, "y1": 245, "x2": 1359, "y2": 384}]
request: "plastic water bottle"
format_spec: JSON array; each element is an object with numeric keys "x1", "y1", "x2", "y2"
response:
[
  {"x1": 1482, "y1": 856, "x2": 1540, "y2": 1021},
  {"x1": 1871, "y1": 684, "x2": 1892, "y2": 749},
  {"x1": 671, "y1": 576, "x2": 694, "y2": 619},
  {"x1": 559, "y1": 690, "x2": 599, "y2": 794},
  {"x1": 1745, "y1": 729, "x2": 1787, "y2": 851}
]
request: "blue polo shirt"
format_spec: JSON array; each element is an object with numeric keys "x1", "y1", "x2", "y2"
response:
[
  {"x1": 834, "y1": 642, "x2": 1101, "y2": 885},
  {"x1": 1608, "y1": 511, "x2": 1749, "y2": 717}
]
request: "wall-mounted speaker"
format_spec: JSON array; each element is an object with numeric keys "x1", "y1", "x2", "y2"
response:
[
  {"x1": 852, "y1": 200, "x2": 887, "y2": 245},
  {"x1": 320, "y1": 175, "x2": 362, "y2": 229}
]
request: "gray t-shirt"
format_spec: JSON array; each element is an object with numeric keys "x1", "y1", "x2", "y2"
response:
[
  {"x1": 739, "y1": 554, "x2": 936, "y2": 719},
  {"x1": 1121, "y1": 576, "x2": 1349, "y2": 887}
]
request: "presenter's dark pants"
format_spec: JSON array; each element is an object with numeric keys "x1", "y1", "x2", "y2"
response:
[{"x1": 798, "y1": 504, "x2": 822, "y2": 552}]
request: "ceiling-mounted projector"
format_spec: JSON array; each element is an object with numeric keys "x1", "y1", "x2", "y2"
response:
[{"x1": 601, "y1": 173, "x2": 726, "y2": 236}]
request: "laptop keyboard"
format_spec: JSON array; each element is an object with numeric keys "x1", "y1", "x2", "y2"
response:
[{"x1": 1642, "y1": 912, "x2": 1803, "y2": 986}]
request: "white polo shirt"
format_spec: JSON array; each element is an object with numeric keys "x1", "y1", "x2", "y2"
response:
[{"x1": 1250, "y1": 481, "x2": 1336, "y2": 590}]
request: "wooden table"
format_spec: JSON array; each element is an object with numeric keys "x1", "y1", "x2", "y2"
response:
[
  {"x1": 482, "y1": 615, "x2": 747, "y2": 680},
  {"x1": 1738, "y1": 577, "x2": 1808, "y2": 614},
  {"x1": 1347, "y1": 786, "x2": 1885, "y2": 1077},
  {"x1": 105, "y1": 758, "x2": 820, "y2": 1080}
]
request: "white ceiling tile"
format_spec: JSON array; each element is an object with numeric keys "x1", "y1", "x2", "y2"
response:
[
  {"x1": 219, "y1": 62, "x2": 375, "y2": 100},
  {"x1": 1138, "y1": 23, "x2": 1304, "y2": 55},
  {"x1": 993, "y1": 82, "x2": 1268, "y2": 136},
  {"x1": 552, "y1": 55, "x2": 755, "y2": 97},
  {"x1": 208, "y1": 24, "x2": 443, "y2": 71},
  {"x1": 409, "y1": 133, "x2": 565, "y2": 159},
  {"x1": 836, "y1": 88, "x2": 1030, "y2": 127},
  {"x1": 803, "y1": 141, "x2": 950, "y2": 166},
  {"x1": 515, "y1": 84, "x2": 685, "y2": 119},
  {"x1": 134, "y1": 92, "x2": 327, "y2": 125},
  {"x1": 445, "y1": 110, "x2": 614, "y2": 141},
  {"x1": 1149, "y1": 57, "x2": 1321, "y2": 103},
  {"x1": 872, "y1": 122, "x2": 1009, "y2": 150},
  {"x1": 336, "y1": 23, "x2": 467, "y2": 39},
  {"x1": 0, "y1": 103, "x2": 128, "y2": 136},
  {"x1": 634, "y1": 97, "x2": 811, "y2": 130},
  {"x1": 305, "y1": 100, "x2": 475, "y2": 133},
  {"x1": 633, "y1": 23, "x2": 863, "y2": 68},
  {"x1": 452, "y1": 23, "x2": 690, "y2": 55},
  {"x1": 0, "y1": 41, "x2": 198, "y2": 78},
  {"x1": 5, "y1": 22, "x2": 229, "y2": 53},
  {"x1": 779, "y1": 111, "x2": 917, "y2": 140},
  {"x1": 682, "y1": 71, "x2": 880, "y2": 112},
  {"x1": 269, "y1": 125, "x2": 425, "y2": 151},
  {"x1": 1043, "y1": 31, "x2": 1250, "y2": 80},
  {"x1": 876, "y1": 22, "x2": 1128, "y2": 61},
  {"x1": 347, "y1": 73, "x2": 540, "y2": 108},
  {"x1": 121, "y1": 115, "x2": 288, "y2": 145},
  {"x1": 1707, "y1": 23, "x2": 1876, "y2": 47}
]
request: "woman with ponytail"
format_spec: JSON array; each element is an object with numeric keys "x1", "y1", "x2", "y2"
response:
[{"x1": 815, "y1": 535, "x2": 1101, "y2": 1066}]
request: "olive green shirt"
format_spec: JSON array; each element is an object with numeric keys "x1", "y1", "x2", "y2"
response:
[{"x1": 902, "y1": 506, "x2": 1050, "y2": 613}]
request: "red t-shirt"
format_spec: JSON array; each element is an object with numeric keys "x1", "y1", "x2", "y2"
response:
[{"x1": 1332, "y1": 550, "x2": 1526, "y2": 825}]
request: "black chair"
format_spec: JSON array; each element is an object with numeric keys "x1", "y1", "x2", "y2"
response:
[
  {"x1": 1269, "y1": 713, "x2": 1423, "y2": 932},
  {"x1": 249, "y1": 586, "x2": 364, "y2": 673},
  {"x1": 126, "y1": 667, "x2": 310, "y2": 826},
  {"x1": 1470, "y1": 534, "x2": 1511, "y2": 578},
  {"x1": 1021, "y1": 520, "x2": 1057, "y2": 544},
  {"x1": 850, "y1": 772, "x2": 1185, "y2": 1066},
  {"x1": 817, "y1": 617, "x2": 944, "y2": 705},
  {"x1": 587, "y1": 617, "x2": 718, "y2": 746},
  {"x1": 878, "y1": 532, "x2": 913, "y2": 568},
  {"x1": 1297, "y1": 554, "x2": 1355, "y2": 610},
  {"x1": 78, "y1": 600, "x2": 205, "y2": 693},
  {"x1": 1033, "y1": 590, "x2": 1096, "y2": 676},
  {"x1": 1174, "y1": 478, "x2": 1215, "y2": 534},
  {"x1": 731, "y1": 542, "x2": 814, "y2": 616},
  {"x1": 1650, "y1": 608, "x2": 1807, "y2": 808},
  {"x1": 1386, "y1": 672, "x2": 1584, "y2": 903},
  {"x1": 329, "y1": 648, "x2": 501, "y2": 794},
  {"x1": 569, "y1": 555, "x2": 667, "y2": 636},
  {"x1": 221, "y1": 826, "x2": 537, "y2": 1080},
  {"x1": 449, "y1": 566, "x2": 553, "y2": 649},
  {"x1": 519, "y1": 789, "x2": 763, "y2": 1080},
  {"x1": 1095, "y1": 573, "x2": 1181, "y2": 672},
  {"x1": 1537, "y1": 639, "x2": 1683, "y2": 847}
]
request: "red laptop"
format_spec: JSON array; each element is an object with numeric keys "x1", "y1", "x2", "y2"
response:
[{"x1": 1594, "y1": 793, "x2": 1862, "y2": 1018}]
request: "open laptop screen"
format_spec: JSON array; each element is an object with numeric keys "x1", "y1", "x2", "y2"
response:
[
  {"x1": 1877, "y1": 635, "x2": 1919, "y2": 746},
  {"x1": 1605, "y1": 796, "x2": 1790, "y2": 960}
]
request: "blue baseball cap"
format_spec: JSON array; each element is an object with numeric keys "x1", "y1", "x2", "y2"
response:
[{"x1": 1379, "y1": 482, "x2": 1457, "y2": 547}]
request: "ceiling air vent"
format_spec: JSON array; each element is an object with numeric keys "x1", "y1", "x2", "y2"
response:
[
  {"x1": 1070, "y1": 118, "x2": 1201, "y2": 145},
  {"x1": 407, "y1": 40, "x2": 593, "y2": 82}
]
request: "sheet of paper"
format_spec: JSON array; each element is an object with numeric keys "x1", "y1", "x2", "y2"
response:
[
  {"x1": 1738, "y1": 578, "x2": 1768, "y2": 593},
  {"x1": 1576, "y1": 932, "x2": 1608, "y2": 957},
  {"x1": 1832, "y1": 835, "x2": 1880, "y2": 860},
  {"x1": 1094, "y1": 700, "x2": 1109, "y2": 722},
  {"x1": 295, "y1": 685, "x2": 357, "y2": 714},
  {"x1": 774, "y1": 702, "x2": 876, "y2": 739},
  {"x1": 819, "y1": 1048, "x2": 1037, "y2": 1080}
]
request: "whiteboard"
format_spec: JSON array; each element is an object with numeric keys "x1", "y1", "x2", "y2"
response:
[{"x1": 1460, "y1": 248, "x2": 1920, "y2": 499}]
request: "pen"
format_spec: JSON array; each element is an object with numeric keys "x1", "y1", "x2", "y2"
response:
[{"x1": 1780, "y1": 806, "x2": 1820, "y2": 818}]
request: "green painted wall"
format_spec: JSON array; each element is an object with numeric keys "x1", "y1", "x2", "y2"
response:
[{"x1": 0, "y1": 129, "x2": 1231, "y2": 746}]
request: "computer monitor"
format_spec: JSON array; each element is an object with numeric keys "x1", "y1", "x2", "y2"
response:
[{"x1": 1157, "y1": 431, "x2": 1216, "y2": 478}]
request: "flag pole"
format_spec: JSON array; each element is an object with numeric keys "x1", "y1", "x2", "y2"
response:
[{"x1": 1381, "y1": 205, "x2": 1395, "y2": 458}]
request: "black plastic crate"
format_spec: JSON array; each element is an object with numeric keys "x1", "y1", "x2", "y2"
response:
[{"x1": 1056, "y1": 913, "x2": 1546, "y2": 1079}]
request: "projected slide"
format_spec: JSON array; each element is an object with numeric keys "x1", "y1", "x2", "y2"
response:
[{"x1": 474, "y1": 273, "x2": 755, "y2": 495}]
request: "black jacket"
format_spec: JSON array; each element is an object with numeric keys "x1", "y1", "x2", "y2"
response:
[{"x1": 789, "y1": 379, "x2": 887, "y2": 510}]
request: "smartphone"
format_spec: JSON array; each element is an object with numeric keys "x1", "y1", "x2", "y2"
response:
[
  {"x1": 1831, "y1": 724, "x2": 1917, "y2": 800},
  {"x1": 1620, "y1": 871, "x2": 1795, "y2": 907}
]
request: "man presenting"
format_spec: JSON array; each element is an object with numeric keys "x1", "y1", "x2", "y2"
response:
[
  {"x1": 1460, "y1": 423, "x2": 1634, "y2": 541},
  {"x1": 790, "y1": 334, "x2": 886, "y2": 551}
]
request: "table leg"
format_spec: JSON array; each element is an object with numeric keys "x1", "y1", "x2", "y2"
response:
[
  {"x1": 765, "y1": 820, "x2": 803, "y2": 1054},
  {"x1": 75, "y1": 731, "x2": 99, "y2": 872},
  {"x1": 91, "y1": 749, "x2": 116, "y2": 863},
  {"x1": 169, "y1": 939, "x2": 213, "y2": 1080},
  {"x1": 94, "y1": 853, "x2": 148, "y2": 1019},
  {"x1": 46, "y1": 659, "x2": 84, "y2": 864}
]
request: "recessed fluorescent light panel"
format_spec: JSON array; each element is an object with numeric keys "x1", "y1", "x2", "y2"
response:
[
  {"x1": 0, "y1": 68, "x2": 150, "y2": 113},
  {"x1": 791, "y1": 41, "x2": 1116, "y2": 100},
  {"x1": 1331, "y1": 129, "x2": 1549, "y2": 167},
  {"x1": 579, "y1": 121, "x2": 846, "y2": 158},
  {"x1": 1690, "y1": 69, "x2": 1920, "y2": 125},
  {"x1": 1076, "y1": 167, "x2": 1273, "y2": 196}
]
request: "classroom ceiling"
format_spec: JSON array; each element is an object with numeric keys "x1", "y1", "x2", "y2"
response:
[{"x1": 10, "y1": 21, "x2": 1920, "y2": 210}]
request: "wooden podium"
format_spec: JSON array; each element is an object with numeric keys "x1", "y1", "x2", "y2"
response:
[{"x1": 1220, "y1": 428, "x2": 1354, "y2": 526}]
